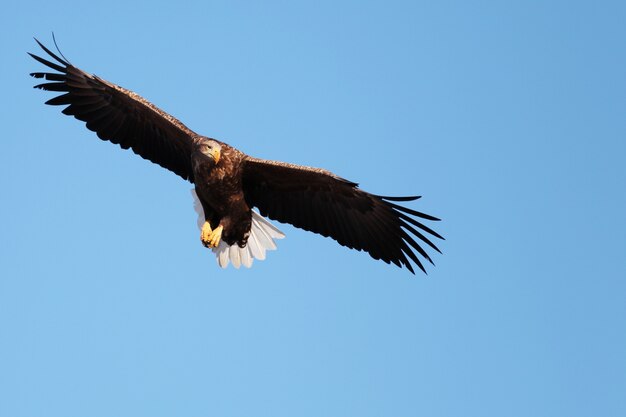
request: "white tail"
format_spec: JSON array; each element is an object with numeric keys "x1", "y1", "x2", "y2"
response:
[{"x1": 191, "y1": 189, "x2": 285, "y2": 269}]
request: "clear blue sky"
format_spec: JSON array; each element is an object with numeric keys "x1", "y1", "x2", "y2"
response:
[{"x1": 1, "y1": 1, "x2": 625, "y2": 416}]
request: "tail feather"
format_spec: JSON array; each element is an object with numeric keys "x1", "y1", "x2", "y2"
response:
[
  {"x1": 247, "y1": 229, "x2": 265, "y2": 260},
  {"x1": 252, "y1": 213, "x2": 285, "y2": 239},
  {"x1": 252, "y1": 218, "x2": 277, "y2": 251},
  {"x1": 217, "y1": 243, "x2": 230, "y2": 267},
  {"x1": 229, "y1": 245, "x2": 242, "y2": 269},
  {"x1": 191, "y1": 189, "x2": 285, "y2": 269}
]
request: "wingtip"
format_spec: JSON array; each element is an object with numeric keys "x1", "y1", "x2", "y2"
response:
[
  {"x1": 30, "y1": 35, "x2": 70, "y2": 66},
  {"x1": 378, "y1": 195, "x2": 422, "y2": 202},
  {"x1": 33, "y1": 37, "x2": 45, "y2": 50}
]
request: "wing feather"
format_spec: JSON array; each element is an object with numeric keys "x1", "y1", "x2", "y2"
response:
[
  {"x1": 242, "y1": 157, "x2": 443, "y2": 274},
  {"x1": 30, "y1": 39, "x2": 196, "y2": 182}
]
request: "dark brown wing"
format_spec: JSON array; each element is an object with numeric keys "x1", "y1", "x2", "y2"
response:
[
  {"x1": 29, "y1": 39, "x2": 196, "y2": 182},
  {"x1": 242, "y1": 157, "x2": 443, "y2": 274}
]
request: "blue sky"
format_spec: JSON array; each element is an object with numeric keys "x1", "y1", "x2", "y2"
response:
[{"x1": 1, "y1": 1, "x2": 625, "y2": 416}]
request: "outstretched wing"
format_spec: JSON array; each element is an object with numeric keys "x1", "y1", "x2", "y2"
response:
[
  {"x1": 29, "y1": 39, "x2": 197, "y2": 182},
  {"x1": 242, "y1": 157, "x2": 443, "y2": 274}
]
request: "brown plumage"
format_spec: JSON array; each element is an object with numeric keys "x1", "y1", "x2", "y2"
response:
[{"x1": 30, "y1": 39, "x2": 443, "y2": 274}]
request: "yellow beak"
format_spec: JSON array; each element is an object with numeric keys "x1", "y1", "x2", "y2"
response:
[{"x1": 209, "y1": 148, "x2": 221, "y2": 164}]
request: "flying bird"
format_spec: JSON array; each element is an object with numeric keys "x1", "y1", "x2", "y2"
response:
[{"x1": 29, "y1": 39, "x2": 443, "y2": 274}]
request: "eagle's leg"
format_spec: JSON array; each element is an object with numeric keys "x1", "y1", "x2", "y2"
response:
[{"x1": 200, "y1": 221, "x2": 223, "y2": 248}]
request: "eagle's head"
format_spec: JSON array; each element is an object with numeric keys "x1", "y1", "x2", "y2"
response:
[{"x1": 195, "y1": 138, "x2": 222, "y2": 165}]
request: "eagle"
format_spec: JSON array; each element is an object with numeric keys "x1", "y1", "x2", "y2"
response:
[{"x1": 29, "y1": 39, "x2": 443, "y2": 274}]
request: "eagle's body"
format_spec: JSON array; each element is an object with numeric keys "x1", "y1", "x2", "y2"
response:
[
  {"x1": 30, "y1": 39, "x2": 443, "y2": 274},
  {"x1": 191, "y1": 138, "x2": 252, "y2": 247}
]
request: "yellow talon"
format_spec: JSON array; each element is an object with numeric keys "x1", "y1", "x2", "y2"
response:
[
  {"x1": 201, "y1": 221, "x2": 213, "y2": 247},
  {"x1": 201, "y1": 222, "x2": 223, "y2": 248},
  {"x1": 208, "y1": 225, "x2": 223, "y2": 248}
]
